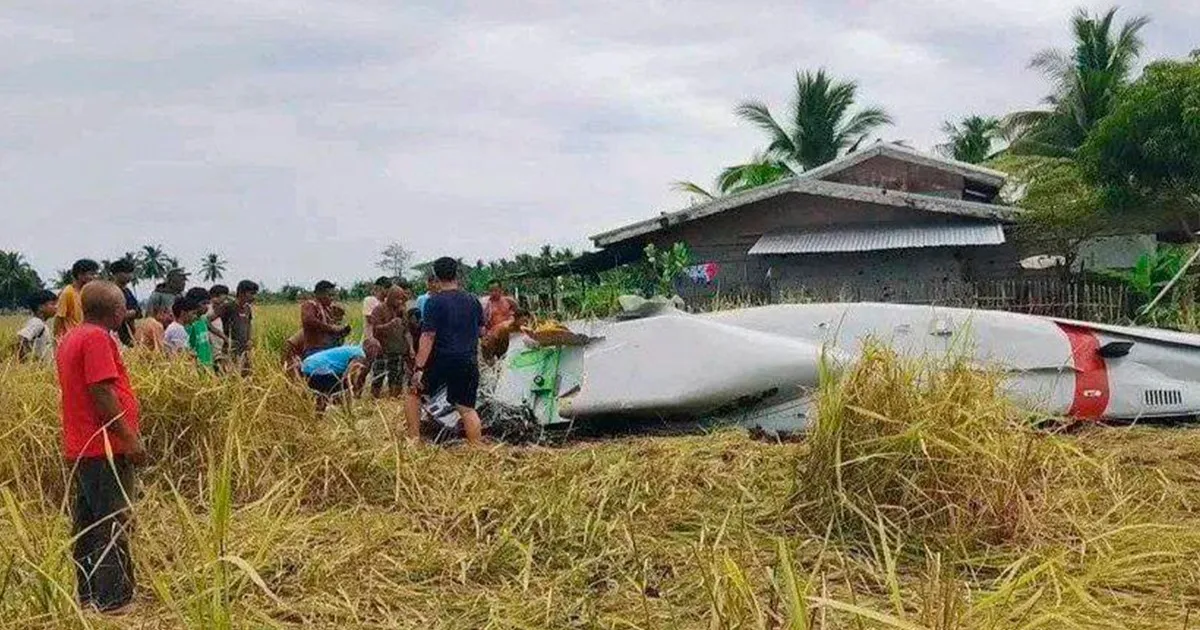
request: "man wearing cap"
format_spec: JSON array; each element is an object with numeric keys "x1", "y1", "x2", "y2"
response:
[
  {"x1": 300, "y1": 280, "x2": 351, "y2": 357},
  {"x1": 145, "y1": 268, "x2": 187, "y2": 318}
]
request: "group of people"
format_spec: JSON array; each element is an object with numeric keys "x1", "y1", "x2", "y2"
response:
[
  {"x1": 285, "y1": 257, "x2": 531, "y2": 441},
  {"x1": 20, "y1": 255, "x2": 529, "y2": 614},
  {"x1": 14, "y1": 259, "x2": 261, "y2": 614},
  {"x1": 16, "y1": 258, "x2": 259, "y2": 372}
]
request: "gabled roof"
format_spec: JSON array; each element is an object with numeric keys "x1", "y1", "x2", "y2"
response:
[
  {"x1": 590, "y1": 176, "x2": 1020, "y2": 247},
  {"x1": 800, "y1": 142, "x2": 1008, "y2": 189}
]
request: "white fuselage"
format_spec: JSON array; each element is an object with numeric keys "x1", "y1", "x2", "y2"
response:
[{"x1": 492, "y1": 303, "x2": 1200, "y2": 430}]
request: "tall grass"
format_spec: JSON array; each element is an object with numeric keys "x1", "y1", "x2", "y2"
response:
[
  {"x1": 2, "y1": 306, "x2": 1200, "y2": 627},
  {"x1": 799, "y1": 344, "x2": 1071, "y2": 550},
  {"x1": 0, "y1": 313, "x2": 22, "y2": 360}
]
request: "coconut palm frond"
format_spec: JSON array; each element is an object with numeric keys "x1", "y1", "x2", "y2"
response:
[{"x1": 671, "y1": 181, "x2": 716, "y2": 201}]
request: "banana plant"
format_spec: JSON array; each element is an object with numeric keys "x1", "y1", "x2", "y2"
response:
[
  {"x1": 643, "y1": 242, "x2": 692, "y2": 297},
  {"x1": 1097, "y1": 246, "x2": 1194, "y2": 323}
]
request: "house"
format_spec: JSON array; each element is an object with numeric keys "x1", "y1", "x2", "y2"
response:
[{"x1": 589, "y1": 143, "x2": 1025, "y2": 302}]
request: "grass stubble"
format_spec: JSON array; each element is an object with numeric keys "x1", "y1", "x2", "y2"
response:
[{"x1": 1, "y1": 307, "x2": 1200, "y2": 628}]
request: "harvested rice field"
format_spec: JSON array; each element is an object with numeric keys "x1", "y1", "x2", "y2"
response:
[{"x1": 2, "y1": 308, "x2": 1200, "y2": 629}]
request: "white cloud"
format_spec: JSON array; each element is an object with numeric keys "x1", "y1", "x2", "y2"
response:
[{"x1": 0, "y1": 0, "x2": 1194, "y2": 287}]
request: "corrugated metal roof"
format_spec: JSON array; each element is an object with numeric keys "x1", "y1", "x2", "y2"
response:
[
  {"x1": 799, "y1": 142, "x2": 1009, "y2": 187},
  {"x1": 748, "y1": 223, "x2": 1005, "y2": 255},
  {"x1": 590, "y1": 178, "x2": 1019, "y2": 247}
]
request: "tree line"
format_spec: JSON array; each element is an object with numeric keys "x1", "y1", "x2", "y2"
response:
[
  {"x1": 371, "y1": 241, "x2": 581, "y2": 297},
  {"x1": 0, "y1": 245, "x2": 232, "y2": 310}
]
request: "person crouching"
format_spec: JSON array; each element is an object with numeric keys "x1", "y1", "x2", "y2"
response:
[{"x1": 300, "y1": 340, "x2": 378, "y2": 413}]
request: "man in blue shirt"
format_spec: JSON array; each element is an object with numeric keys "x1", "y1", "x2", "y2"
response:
[
  {"x1": 406, "y1": 257, "x2": 485, "y2": 445},
  {"x1": 415, "y1": 273, "x2": 439, "y2": 319},
  {"x1": 301, "y1": 342, "x2": 375, "y2": 413}
]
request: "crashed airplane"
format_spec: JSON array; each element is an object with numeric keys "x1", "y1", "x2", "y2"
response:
[{"x1": 476, "y1": 301, "x2": 1200, "y2": 434}]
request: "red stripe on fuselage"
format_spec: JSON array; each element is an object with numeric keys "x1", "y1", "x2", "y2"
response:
[{"x1": 1056, "y1": 324, "x2": 1109, "y2": 420}]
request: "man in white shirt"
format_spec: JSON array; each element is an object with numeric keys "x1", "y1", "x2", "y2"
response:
[
  {"x1": 17, "y1": 290, "x2": 58, "y2": 362},
  {"x1": 360, "y1": 276, "x2": 392, "y2": 397},
  {"x1": 361, "y1": 276, "x2": 392, "y2": 342},
  {"x1": 164, "y1": 297, "x2": 200, "y2": 355}
]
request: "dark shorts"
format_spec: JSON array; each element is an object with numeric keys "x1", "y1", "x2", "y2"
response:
[
  {"x1": 425, "y1": 357, "x2": 480, "y2": 408},
  {"x1": 371, "y1": 353, "x2": 408, "y2": 388},
  {"x1": 306, "y1": 372, "x2": 344, "y2": 397}
]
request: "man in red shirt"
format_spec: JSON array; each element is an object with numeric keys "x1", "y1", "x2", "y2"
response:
[{"x1": 56, "y1": 281, "x2": 145, "y2": 614}]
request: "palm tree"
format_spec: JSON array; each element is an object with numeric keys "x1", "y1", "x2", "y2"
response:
[
  {"x1": 672, "y1": 180, "x2": 719, "y2": 202},
  {"x1": 0, "y1": 251, "x2": 43, "y2": 308},
  {"x1": 0, "y1": 251, "x2": 28, "y2": 286},
  {"x1": 735, "y1": 69, "x2": 893, "y2": 172},
  {"x1": 200, "y1": 253, "x2": 227, "y2": 282},
  {"x1": 1005, "y1": 7, "x2": 1150, "y2": 157},
  {"x1": 937, "y1": 116, "x2": 1004, "y2": 164},
  {"x1": 139, "y1": 245, "x2": 169, "y2": 281},
  {"x1": 674, "y1": 152, "x2": 793, "y2": 201},
  {"x1": 717, "y1": 155, "x2": 793, "y2": 193},
  {"x1": 117, "y1": 252, "x2": 141, "y2": 286}
]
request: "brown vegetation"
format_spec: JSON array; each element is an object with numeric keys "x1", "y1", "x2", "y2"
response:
[{"x1": 2, "y1": 313, "x2": 1200, "y2": 628}]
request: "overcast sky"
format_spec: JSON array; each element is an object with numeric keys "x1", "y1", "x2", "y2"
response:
[{"x1": 1, "y1": 1, "x2": 1195, "y2": 288}]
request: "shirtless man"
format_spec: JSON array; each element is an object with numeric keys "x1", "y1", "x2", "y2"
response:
[
  {"x1": 481, "y1": 308, "x2": 532, "y2": 363},
  {"x1": 483, "y1": 281, "x2": 518, "y2": 335}
]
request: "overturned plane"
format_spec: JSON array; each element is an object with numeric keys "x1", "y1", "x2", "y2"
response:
[{"x1": 482, "y1": 301, "x2": 1200, "y2": 434}]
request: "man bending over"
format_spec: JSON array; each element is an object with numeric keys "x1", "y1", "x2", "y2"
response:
[{"x1": 301, "y1": 341, "x2": 376, "y2": 413}]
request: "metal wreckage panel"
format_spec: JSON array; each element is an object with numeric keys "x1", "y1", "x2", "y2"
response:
[{"x1": 472, "y1": 302, "x2": 1200, "y2": 436}]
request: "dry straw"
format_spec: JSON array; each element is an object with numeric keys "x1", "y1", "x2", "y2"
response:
[{"x1": 1, "y1": 305, "x2": 1199, "y2": 628}]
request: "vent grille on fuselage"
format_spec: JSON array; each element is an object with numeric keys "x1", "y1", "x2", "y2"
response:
[{"x1": 1144, "y1": 389, "x2": 1183, "y2": 407}]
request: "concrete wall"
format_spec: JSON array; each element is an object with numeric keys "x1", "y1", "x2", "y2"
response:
[
  {"x1": 822, "y1": 155, "x2": 967, "y2": 198},
  {"x1": 628, "y1": 191, "x2": 1021, "y2": 301}
]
